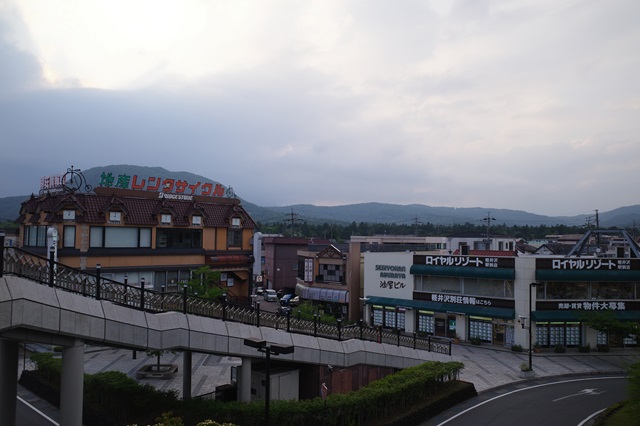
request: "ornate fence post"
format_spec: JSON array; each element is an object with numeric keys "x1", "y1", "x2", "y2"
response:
[
  {"x1": 256, "y1": 301, "x2": 261, "y2": 327},
  {"x1": 48, "y1": 247, "x2": 56, "y2": 288},
  {"x1": 286, "y1": 310, "x2": 291, "y2": 332},
  {"x1": 95, "y1": 264, "x2": 101, "y2": 299},
  {"x1": 140, "y1": 278, "x2": 145, "y2": 310},
  {"x1": 359, "y1": 319, "x2": 363, "y2": 340},
  {"x1": 413, "y1": 332, "x2": 417, "y2": 350},
  {"x1": 183, "y1": 284, "x2": 188, "y2": 314},
  {"x1": 397, "y1": 328, "x2": 401, "y2": 347},
  {"x1": 337, "y1": 319, "x2": 342, "y2": 341}
]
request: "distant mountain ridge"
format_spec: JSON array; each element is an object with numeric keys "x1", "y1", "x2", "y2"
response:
[{"x1": 1, "y1": 165, "x2": 639, "y2": 229}]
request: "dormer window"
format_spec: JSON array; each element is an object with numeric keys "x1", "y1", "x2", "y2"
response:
[
  {"x1": 109, "y1": 211, "x2": 121, "y2": 223},
  {"x1": 161, "y1": 214, "x2": 172, "y2": 225},
  {"x1": 192, "y1": 215, "x2": 202, "y2": 226},
  {"x1": 231, "y1": 217, "x2": 241, "y2": 228},
  {"x1": 63, "y1": 210, "x2": 75, "y2": 221}
]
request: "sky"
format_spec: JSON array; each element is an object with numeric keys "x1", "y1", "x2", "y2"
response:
[{"x1": 1, "y1": 0, "x2": 638, "y2": 217}]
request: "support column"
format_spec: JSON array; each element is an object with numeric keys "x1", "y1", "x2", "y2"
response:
[
  {"x1": 239, "y1": 357, "x2": 252, "y2": 402},
  {"x1": 0, "y1": 339, "x2": 19, "y2": 425},
  {"x1": 183, "y1": 350, "x2": 192, "y2": 400},
  {"x1": 60, "y1": 339, "x2": 84, "y2": 426}
]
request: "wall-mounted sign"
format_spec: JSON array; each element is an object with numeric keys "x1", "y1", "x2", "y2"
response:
[
  {"x1": 98, "y1": 171, "x2": 234, "y2": 198},
  {"x1": 415, "y1": 254, "x2": 514, "y2": 268},
  {"x1": 364, "y1": 252, "x2": 414, "y2": 299},
  {"x1": 537, "y1": 258, "x2": 640, "y2": 271}
]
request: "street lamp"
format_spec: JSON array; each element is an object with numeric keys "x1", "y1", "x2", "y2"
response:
[
  {"x1": 244, "y1": 338, "x2": 294, "y2": 426},
  {"x1": 359, "y1": 297, "x2": 370, "y2": 330},
  {"x1": 528, "y1": 282, "x2": 539, "y2": 371}
]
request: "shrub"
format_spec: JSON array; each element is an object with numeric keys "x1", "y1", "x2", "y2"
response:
[
  {"x1": 520, "y1": 363, "x2": 532, "y2": 372},
  {"x1": 596, "y1": 344, "x2": 610, "y2": 352},
  {"x1": 578, "y1": 344, "x2": 591, "y2": 353},
  {"x1": 554, "y1": 344, "x2": 566, "y2": 353},
  {"x1": 470, "y1": 337, "x2": 482, "y2": 345},
  {"x1": 511, "y1": 344, "x2": 523, "y2": 352}
]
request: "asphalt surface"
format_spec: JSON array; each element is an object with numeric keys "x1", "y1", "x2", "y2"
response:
[{"x1": 16, "y1": 340, "x2": 640, "y2": 425}]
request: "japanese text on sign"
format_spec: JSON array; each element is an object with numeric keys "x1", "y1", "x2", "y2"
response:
[
  {"x1": 557, "y1": 301, "x2": 626, "y2": 311},
  {"x1": 552, "y1": 259, "x2": 631, "y2": 270},
  {"x1": 379, "y1": 280, "x2": 406, "y2": 290},
  {"x1": 98, "y1": 172, "x2": 228, "y2": 198},
  {"x1": 431, "y1": 293, "x2": 492, "y2": 306},
  {"x1": 424, "y1": 256, "x2": 500, "y2": 268}
]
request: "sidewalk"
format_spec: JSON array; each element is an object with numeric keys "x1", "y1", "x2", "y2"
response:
[{"x1": 451, "y1": 343, "x2": 640, "y2": 393}]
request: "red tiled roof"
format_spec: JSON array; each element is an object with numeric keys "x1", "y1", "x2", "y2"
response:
[{"x1": 19, "y1": 192, "x2": 256, "y2": 228}]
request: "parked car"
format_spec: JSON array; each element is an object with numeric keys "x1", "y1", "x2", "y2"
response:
[
  {"x1": 263, "y1": 289, "x2": 278, "y2": 301},
  {"x1": 277, "y1": 287, "x2": 296, "y2": 299},
  {"x1": 255, "y1": 286, "x2": 264, "y2": 296},
  {"x1": 276, "y1": 305, "x2": 292, "y2": 316},
  {"x1": 280, "y1": 293, "x2": 300, "y2": 307}
]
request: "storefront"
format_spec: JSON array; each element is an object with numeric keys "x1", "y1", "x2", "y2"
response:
[{"x1": 533, "y1": 258, "x2": 640, "y2": 348}]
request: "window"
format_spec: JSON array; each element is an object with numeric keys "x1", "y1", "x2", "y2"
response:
[
  {"x1": 161, "y1": 214, "x2": 172, "y2": 225},
  {"x1": 63, "y1": 210, "x2": 75, "y2": 220},
  {"x1": 90, "y1": 227, "x2": 152, "y2": 248},
  {"x1": 231, "y1": 217, "x2": 241, "y2": 227},
  {"x1": 63, "y1": 226, "x2": 76, "y2": 248},
  {"x1": 23, "y1": 226, "x2": 47, "y2": 247},
  {"x1": 156, "y1": 228, "x2": 202, "y2": 248},
  {"x1": 227, "y1": 229, "x2": 243, "y2": 247},
  {"x1": 319, "y1": 264, "x2": 344, "y2": 283},
  {"x1": 109, "y1": 211, "x2": 122, "y2": 223},
  {"x1": 192, "y1": 215, "x2": 202, "y2": 226}
]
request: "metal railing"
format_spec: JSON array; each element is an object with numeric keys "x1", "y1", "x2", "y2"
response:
[{"x1": 0, "y1": 245, "x2": 451, "y2": 355}]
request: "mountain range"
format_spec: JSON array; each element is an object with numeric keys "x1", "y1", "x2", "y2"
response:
[{"x1": 1, "y1": 165, "x2": 639, "y2": 229}]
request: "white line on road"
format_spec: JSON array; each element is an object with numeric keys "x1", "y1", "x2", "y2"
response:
[{"x1": 17, "y1": 395, "x2": 59, "y2": 425}]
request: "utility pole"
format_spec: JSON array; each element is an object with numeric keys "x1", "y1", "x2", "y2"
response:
[
  {"x1": 283, "y1": 210, "x2": 300, "y2": 237},
  {"x1": 482, "y1": 212, "x2": 496, "y2": 249},
  {"x1": 412, "y1": 216, "x2": 422, "y2": 236}
]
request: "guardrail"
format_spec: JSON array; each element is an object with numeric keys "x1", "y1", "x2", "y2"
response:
[{"x1": 0, "y1": 244, "x2": 451, "y2": 356}]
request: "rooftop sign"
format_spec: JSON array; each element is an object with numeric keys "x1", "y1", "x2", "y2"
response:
[{"x1": 98, "y1": 171, "x2": 235, "y2": 198}]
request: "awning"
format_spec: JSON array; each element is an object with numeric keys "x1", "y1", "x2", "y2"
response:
[
  {"x1": 536, "y1": 269, "x2": 640, "y2": 282},
  {"x1": 532, "y1": 310, "x2": 640, "y2": 321},
  {"x1": 296, "y1": 283, "x2": 349, "y2": 303},
  {"x1": 364, "y1": 296, "x2": 515, "y2": 320},
  {"x1": 410, "y1": 264, "x2": 515, "y2": 280}
]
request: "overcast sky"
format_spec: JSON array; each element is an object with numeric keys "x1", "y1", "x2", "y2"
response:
[{"x1": 1, "y1": 0, "x2": 638, "y2": 216}]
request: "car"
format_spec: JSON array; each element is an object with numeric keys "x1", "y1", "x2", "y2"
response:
[
  {"x1": 280, "y1": 293, "x2": 300, "y2": 307},
  {"x1": 263, "y1": 289, "x2": 278, "y2": 301},
  {"x1": 255, "y1": 286, "x2": 264, "y2": 296},
  {"x1": 277, "y1": 287, "x2": 296, "y2": 299},
  {"x1": 276, "y1": 305, "x2": 292, "y2": 316}
]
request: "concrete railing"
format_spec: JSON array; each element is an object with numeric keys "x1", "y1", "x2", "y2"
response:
[{"x1": 0, "y1": 243, "x2": 451, "y2": 356}]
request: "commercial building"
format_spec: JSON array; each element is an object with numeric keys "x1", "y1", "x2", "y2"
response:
[
  {"x1": 17, "y1": 168, "x2": 256, "y2": 302},
  {"x1": 362, "y1": 232, "x2": 640, "y2": 350}
]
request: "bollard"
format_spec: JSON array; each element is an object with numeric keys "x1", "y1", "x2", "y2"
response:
[{"x1": 95, "y1": 264, "x2": 101, "y2": 299}]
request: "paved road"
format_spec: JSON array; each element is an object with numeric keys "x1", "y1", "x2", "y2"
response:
[
  {"x1": 16, "y1": 341, "x2": 640, "y2": 424},
  {"x1": 423, "y1": 376, "x2": 627, "y2": 426}
]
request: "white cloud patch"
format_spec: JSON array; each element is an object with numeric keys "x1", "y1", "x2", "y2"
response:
[{"x1": 0, "y1": 0, "x2": 638, "y2": 216}]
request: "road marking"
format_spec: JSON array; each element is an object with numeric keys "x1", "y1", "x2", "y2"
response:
[
  {"x1": 577, "y1": 409, "x2": 606, "y2": 426},
  {"x1": 17, "y1": 395, "x2": 59, "y2": 425},
  {"x1": 434, "y1": 376, "x2": 623, "y2": 426},
  {"x1": 553, "y1": 388, "x2": 606, "y2": 402}
]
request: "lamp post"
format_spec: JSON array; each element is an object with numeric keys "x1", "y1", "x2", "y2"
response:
[
  {"x1": 244, "y1": 338, "x2": 294, "y2": 426},
  {"x1": 359, "y1": 297, "x2": 370, "y2": 339},
  {"x1": 529, "y1": 282, "x2": 539, "y2": 371}
]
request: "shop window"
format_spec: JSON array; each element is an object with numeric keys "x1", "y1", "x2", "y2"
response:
[
  {"x1": 90, "y1": 227, "x2": 152, "y2": 248},
  {"x1": 591, "y1": 282, "x2": 635, "y2": 299},
  {"x1": 372, "y1": 306, "x2": 384, "y2": 326},
  {"x1": 63, "y1": 226, "x2": 76, "y2": 248},
  {"x1": 23, "y1": 225, "x2": 47, "y2": 247},
  {"x1": 417, "y1": 311, "x2": 435, "y2": 334},
  {"x1": 157, "y1": 228, "x2": 203, "y2": 249}
]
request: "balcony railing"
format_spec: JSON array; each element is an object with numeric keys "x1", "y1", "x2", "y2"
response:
[{"x1": 0, "y1": 244, "x2": 451, "y2": 356}]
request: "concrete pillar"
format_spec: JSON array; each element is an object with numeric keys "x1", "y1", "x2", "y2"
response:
[
  {"x1": 239, "y1": 357, "x2": 252, "y2": 402},
  {"x1": 183, "y1": 350, "x2": 192, "y2": 400},
  {"x1": 0, "y1": 339, "x2": 19, "y2": 425},
  {"x1": 60, "y1": 339, "x2": 84, "y2": 426}
]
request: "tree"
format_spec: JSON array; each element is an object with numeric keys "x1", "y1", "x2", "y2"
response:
[
  {"x1": 580, "y1": 309, "x2": 638, "y2": 344},
  {"x1": 186, "y1": 266, "x2": 223, "y2": 300}
]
